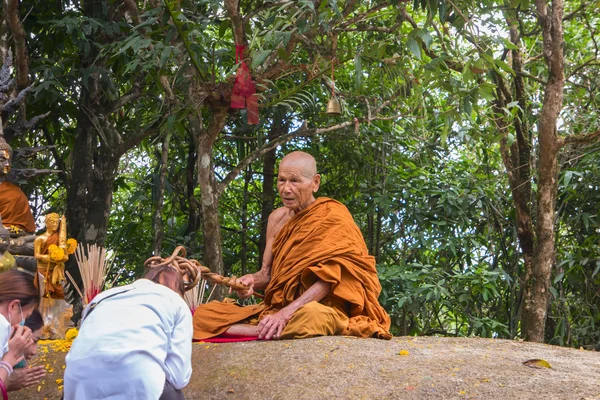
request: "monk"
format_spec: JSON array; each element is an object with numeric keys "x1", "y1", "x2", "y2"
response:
[
  {"x1": 193, "y1": 151, "x2": 392, "y2": 341},
  {"x1": 0, "y1": 135, "x2": 36, "y2": 256}
]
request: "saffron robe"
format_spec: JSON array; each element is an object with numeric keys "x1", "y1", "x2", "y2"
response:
[
  {"x1": 193, "y1": 197, "x2": 392, "y2": 340},
  {"x1": 0, "y1": 181, "x2": 36, "y2": 233}
]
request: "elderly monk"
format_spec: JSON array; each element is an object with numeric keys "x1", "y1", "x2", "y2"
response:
[
  {"x1": 193, "y1": 151, "x2": 392, "y2": 341},
  {"x1": 0, "y1": 135, "x2": 36, "y2": 256}
]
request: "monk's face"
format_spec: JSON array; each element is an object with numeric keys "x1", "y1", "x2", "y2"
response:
[
  {"x1": 277, "y1": 157, "x2": 320, "y2": 213},
  {"x1": 0, "y1": 150, "x2": 10, "y2": 175}
]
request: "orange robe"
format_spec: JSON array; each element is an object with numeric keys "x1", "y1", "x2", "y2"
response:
[
  {"x1": 0, "y1": 181, "x2": 36, "y2": 233},
  {"x1": 193, "y1": 197, "x2": 392, "y2": 340}
]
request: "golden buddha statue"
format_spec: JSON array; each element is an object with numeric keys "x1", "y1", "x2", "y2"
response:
[
  {"x1": 0, "y1": 134, "x2": 37, "y2": 261},
  {"x1": 34, "y1": 213, "x2": 69, "y2": 299}
]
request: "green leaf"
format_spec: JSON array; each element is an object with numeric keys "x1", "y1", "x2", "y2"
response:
[
  {"x1": 592, "y1": 263, "x2": 600, "y2": 279},
  {"x1": 495, "y1": 59, "x2": 515, "y2": 75},
  {"x1": 159, "y1": 46, "x2": 171, "y2": 68},
  {"x1": 564, "y1": 170, "x2": 573, "y2": 186},
  {"x1": 553, "y1": 272, "x2": 564, "y2": 284},
  {"x1": 406, "y1": 38, "x2": 421, "y2": 60},
  {"x1": 277, "y1": 47, "x2": 288, "y2": 61},
  {"x1": 251, "y1": 49, "x2": 271, "y2": 69},
  {"x1": 218, "y1": 19, "x2": 230, "y2": 38},
  {"x1": 416, "y1": 28, "x2": 433, "y2": 49},
  {"x1": 439, "y1": 1, "x2": 447, "y2": 22},
  {"x1": 500, "y1": 37, "x2": 519, "y2": 50}
]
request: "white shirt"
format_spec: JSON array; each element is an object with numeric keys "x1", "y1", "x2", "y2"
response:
[
  {"x1": 0, "y1": 314, "x2": 10, "y2": 357},
  {"x1": 64, "y1": 279, "x2": 193, "y2": 400}
]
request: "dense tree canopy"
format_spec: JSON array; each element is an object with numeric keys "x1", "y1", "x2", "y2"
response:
[{"x1": 1, "y1": 0, "x2": 599, "y2": 347}]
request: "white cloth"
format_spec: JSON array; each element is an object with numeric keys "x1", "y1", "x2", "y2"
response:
[
  {"x1": 64, "y1": 279, "x2": 193, "y2": 400},
  {"x1": 0, "y1": 314, "x2": 10, "y2": 357}
]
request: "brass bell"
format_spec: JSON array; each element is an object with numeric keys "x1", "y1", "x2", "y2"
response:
[{"x1": 326, "y1": 96, "x2": 342, "y2": 115}]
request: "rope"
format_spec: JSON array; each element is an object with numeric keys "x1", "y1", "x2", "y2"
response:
[{"x1": 143, "y1": 246, "x2": 253, "y2": 294}]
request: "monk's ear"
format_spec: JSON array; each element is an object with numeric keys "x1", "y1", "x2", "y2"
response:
[{"x1": 312, "y1": 174, "x2": 321, "y2": 192}]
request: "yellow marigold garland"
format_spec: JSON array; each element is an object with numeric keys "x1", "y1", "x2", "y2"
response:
[
  {"x1": 48, "y1": 245, "x2": 66, "y2": 262},
  {"x1": 66, "y1": 238, "x2": 77, "y2": 255}
]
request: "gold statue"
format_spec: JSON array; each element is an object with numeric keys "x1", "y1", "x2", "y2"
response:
[{"x1": 34, "y1": 213, "x2": 69, "y2": 299}]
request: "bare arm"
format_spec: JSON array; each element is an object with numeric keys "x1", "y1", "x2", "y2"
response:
[
  {"x1": 232, "y1": 208, "x2": 289, "y2": 297},
  {"x1": 257, "y1": 279, "x2": 331, "y2": 340}
]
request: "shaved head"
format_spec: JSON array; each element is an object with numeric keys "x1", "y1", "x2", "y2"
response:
[
  {"x1": 277, "y1": 151, "x2": 321, "y2": 212},
  {"x1": 279, "y1": 151, "x2": 317, "y2": 179}
]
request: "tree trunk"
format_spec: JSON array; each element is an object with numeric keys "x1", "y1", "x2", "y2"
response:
[
  {"x1": 185, "y1": 131, "x2": 201, "y2": 243},
  {"x1": 194, "y1": 108, "x2": 228, "y2": 279},
  {"x1": 258, "y1": 112, "x2": 285, "y2": 265},
  {"x1": 66, "y1": 81, "x2": 97, "y2": 245},
  {"x1": 240, "y1": 165, "x2": 251, "y2": 276},
  {"x1": 521, "y1": 0, "x2": 565, "y2": 342},
  {"x1": 153, "y1": 131, "x2": 171, "y2": 255}
]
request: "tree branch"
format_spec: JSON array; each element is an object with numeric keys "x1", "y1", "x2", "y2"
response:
[
  {"x1": 337, "y1": 3, "x2": 390, "y2": 30},
  {"x1": 3, "y1": 0, "x2": 28, "y2": 90},
  {"x1": 117, "y1": 115, "x2": 165, "y2": 157},
  {"x1": 558, "y1": 129, "x2": 600, "y2": 148},
  {"x1": 216, "y1": 114, "x2": 406, "y2": 196},
  {"x1": 110, "y1": 77, "x2": 145, "y2": 113},
  {"x1": 243, "y1": 1, "x2": 294, "y2": 24},
  {"x1": 399, "y1": 7, "x2": 463, "y2": 72}
]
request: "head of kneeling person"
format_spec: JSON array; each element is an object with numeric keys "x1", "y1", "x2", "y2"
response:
[
  {"x1": 144, "y1": 265, "x2": 185, "y2": 297},
  {"x1": 0, "y1": 270, "x2": 40, "y2": 326}
]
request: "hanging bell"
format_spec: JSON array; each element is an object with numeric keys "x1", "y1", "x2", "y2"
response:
[{"x1": 326, "y1": 96, "x2": 342, "y2": 115}]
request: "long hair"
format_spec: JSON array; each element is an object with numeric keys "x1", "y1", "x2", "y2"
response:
[
  {"x1": 24, "y1": 309, "x2": 43, "y2": 332},
  {"x1": 144, "y1": 265, "x2": 184, "y2": 296},
  {"x1": 0, "y1": 270, "x2": 40, "y2": 307}
]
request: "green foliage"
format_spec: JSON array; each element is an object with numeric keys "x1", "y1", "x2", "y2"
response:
[{"x1": 11, "y1": 0, "x2": 600, "y2": 348}]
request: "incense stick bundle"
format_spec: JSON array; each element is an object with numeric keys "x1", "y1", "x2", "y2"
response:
[
  {"x1": 72, "y1": 244, "x2": 111, "y2": 305},
  {"x1": 183, "y1": 278, "x2": 214, "y2": 314}
]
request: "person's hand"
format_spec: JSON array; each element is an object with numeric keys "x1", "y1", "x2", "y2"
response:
[
  {"x1": 6, "y1": 366, "x2": 46, "y2": 391},
  {"x1": 229, "y1": 274, "x2": 255, "y2": 299},
  {"x1": 5, "y1": 326, "x2": 32, "y2": 366},
  {"x1": 257, "y1": 310, "x2": 292, "y2": 340}
]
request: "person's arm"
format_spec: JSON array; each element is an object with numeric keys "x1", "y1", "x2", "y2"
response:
[
  {"x1": 164, "y1": 304, "x2": 193, "y2": 390},
  {"x1": 33, "y1": 237, "x2": 50, "y2": 262},
  {"x1": 257, "y1": 279, "x2": 332, "y2": 340},
  {"x1": 231, "y1": 208, "x2": 287, "y2": 297}
]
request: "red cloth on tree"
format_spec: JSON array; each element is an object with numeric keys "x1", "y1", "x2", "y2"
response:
[{"x1": 231, "y1": 45, "x2": 259, "y2": 125}]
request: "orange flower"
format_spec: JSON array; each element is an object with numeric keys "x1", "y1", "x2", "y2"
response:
[
  {"x1": 66, "y1": 238, "x2": 77, "y2": 255},
  {"x1": 49, "y1": 246, "x2": 66, "y2": 262}
]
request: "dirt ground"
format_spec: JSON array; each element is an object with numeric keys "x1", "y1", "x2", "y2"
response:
[{"x1": 12, "y1": 336, "x2": 600, "y2": 400}]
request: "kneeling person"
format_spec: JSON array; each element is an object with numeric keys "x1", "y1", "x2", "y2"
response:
[{"x1": 64, "y1": 265, "x2": 193, "y2": 400}]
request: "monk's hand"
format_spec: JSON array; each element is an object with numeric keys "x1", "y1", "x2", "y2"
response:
[
  {"x1": 229, "y1": 274, "x2": 254, "y2": 299},
  {"x1": 257, "y1": 310, "x2": 292, "y2": 340}
]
